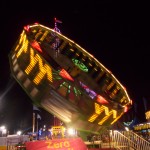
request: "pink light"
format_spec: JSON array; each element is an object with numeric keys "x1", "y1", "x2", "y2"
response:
[
  {"x1": 24, "y1": 25, "x2": 30, "y2": 32},
  {"x1": 34, "y1": 22, "x2": 39, "y2": 25},
  {"x1": 54, "y1": 17, "x2": 62, "y2": 23},
  {"x1": 124, "y1": 106, "x2": 128, "y2": 112}
]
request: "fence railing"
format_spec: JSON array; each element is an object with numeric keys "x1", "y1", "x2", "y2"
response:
[
  {"x1": 111, "y1": 130, "x2": 137, "y2": 149},
  {"x1": 121, "y1": 130, "x2": 150, "y2": 150},
  {"x1": 85, "y1": 130, "x2": 150, "y2": 149}
]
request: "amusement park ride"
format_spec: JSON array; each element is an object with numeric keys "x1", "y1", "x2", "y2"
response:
[{"x1": 9, "y1": 18, "x2": 132, "y2": 135}]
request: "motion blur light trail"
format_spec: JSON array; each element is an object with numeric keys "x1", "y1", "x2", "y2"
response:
[{"x1": 0, "y1": 79, "x2": 15, "y2": 102}]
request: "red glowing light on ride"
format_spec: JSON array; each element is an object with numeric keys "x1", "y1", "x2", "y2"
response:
[
  {"x1": 59, "y1": 69, "x2": 74, "y2": 81},
  {"x1": 24, "y1": 25, "x2": 30, "y2": 32},
  {"x1": 124, "y1": 106, "x2": 128, "y2": 112},
  {"x1": 30, "y1": 41, "x2": 43, "y2": 53},
  {"x1": 97, "y1": 95, "x2": 109, "y2": 104}
]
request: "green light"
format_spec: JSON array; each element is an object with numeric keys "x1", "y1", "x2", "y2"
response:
[{"x1": 72, "y1": 58, "x2": 88, "y2": 72}]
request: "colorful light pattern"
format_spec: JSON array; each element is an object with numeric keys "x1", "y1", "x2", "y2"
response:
[
  {"x1": 72, "y1": 58, "x2": 88, "y2": 72},
  {"x1": 9, "y1": 23, "x2": 132, "y2": 133}
]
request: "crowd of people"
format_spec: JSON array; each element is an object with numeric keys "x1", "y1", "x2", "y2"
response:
[{"x1": 87, "y1": 133, "x2": 110, "y2": 143}]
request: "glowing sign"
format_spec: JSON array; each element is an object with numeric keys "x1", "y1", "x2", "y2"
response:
[
  {"x1": 15, "y1": 32, "x2": 53, "y2": 85},
  {"x1": 25, "y1": 49, "x2": 53, "y2": 85},
  {"x1": 88, "y1": 103, "x2": 117, "y2": 125},
  {"x1": 25, "y1": 138, "x2": 87, "y2": 150}
]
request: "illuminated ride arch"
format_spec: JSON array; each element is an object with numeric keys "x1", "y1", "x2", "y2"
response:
[{"x1": 9, "y1": 23, "x2": 132, "y2": 134}]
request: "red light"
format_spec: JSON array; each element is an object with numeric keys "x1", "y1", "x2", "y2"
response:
[
  {"x1": 30, "y1": 41, "x2": 43, "y2": 53},
  {"x1": 59, "y1": 69, "x2": 74, "y2": 81},
  {"x1": 97, "y1": 95, "x2": 109, "y2": 104},
  {"x1": 24, "y1": 25, "x2": 30, "y2": 32},
  {"x1": 34, "y1": 22, "x2": 39, "y2": 25}
]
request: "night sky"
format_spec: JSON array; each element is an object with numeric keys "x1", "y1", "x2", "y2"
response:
[{"x1": 0, "y1": 1, "x2": 150, "y2": 133}]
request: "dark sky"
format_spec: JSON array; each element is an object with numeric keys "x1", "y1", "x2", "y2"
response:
[{"x1": 0, "y1": 1, "x2": 150, "y2": 133}]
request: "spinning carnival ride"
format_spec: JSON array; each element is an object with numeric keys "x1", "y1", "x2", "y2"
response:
[{"x1": 9, "y1": 20, "x2": 132, "y2": 134}]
